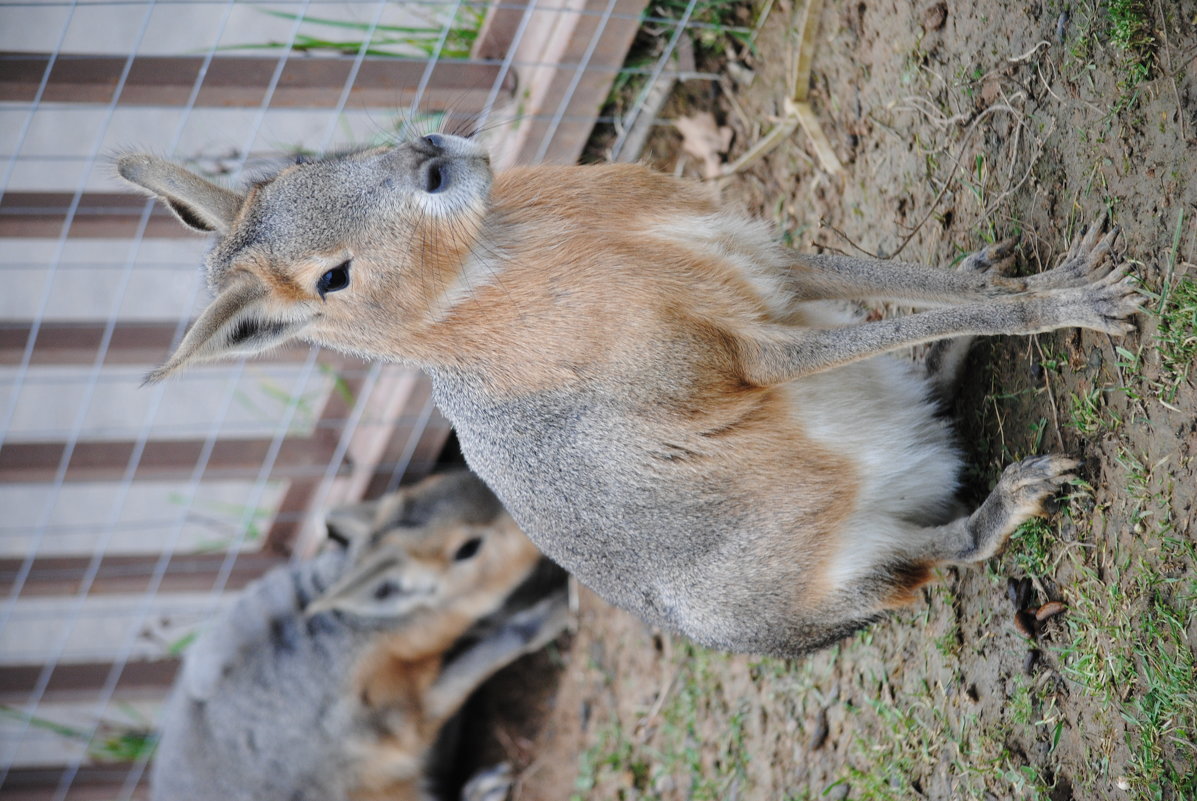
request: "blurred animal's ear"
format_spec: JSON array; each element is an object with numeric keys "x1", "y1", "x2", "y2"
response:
[
  {"x1": 145, "y1": 278, "x2": 311, "y2": 383},
  {"x1": 116, "y1": 153, "x2": 243, "y2": 234},
  {"x1": 325, "y1": 500, "x2": 378, "y2": 550}
]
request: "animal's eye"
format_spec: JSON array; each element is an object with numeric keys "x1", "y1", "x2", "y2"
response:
[
  {"x1": 373, "y1": 580, "x2": 400, "y2": 601},
  {"x1": 424, "y1": 163, "x2": 445, "y2": 194},
  {"x1": 453, "y1": 537, "x2": 483, "y2": 562},
  {"x1": 317, "y1": 261, "x2": 351, "y2": 298}
]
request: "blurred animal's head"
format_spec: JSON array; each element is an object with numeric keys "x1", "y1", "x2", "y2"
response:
[{"x1": 308, "y1": 471, "x2": 542, "y2": 625}]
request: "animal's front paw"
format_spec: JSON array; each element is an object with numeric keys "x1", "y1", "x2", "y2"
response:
[
  {"x1": 1030, "y1": 213, "x2": 1124, "y2": 291},
  {"x1": 997, "y1": 455, "x2": 1079, "y2": 523},
  {"x1": 505, "y1": 591, "x2": 570, "y2": 653}
]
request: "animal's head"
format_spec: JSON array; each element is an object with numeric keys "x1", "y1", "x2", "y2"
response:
[
  {"x1": 117, "y1": 135, "x2": 493, "y2": 380},
  {"x1": 307, "y1": 471, "x2": 543, "y2": 624}
]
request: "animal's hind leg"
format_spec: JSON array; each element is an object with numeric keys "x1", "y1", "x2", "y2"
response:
[
  {"x1": 909, "y1": 454, "x2": 1077, "y2": 564},
  {"x1": 852, "y1": 455, "x2": 1076, "y2": 613},
  {"x1": 784, "y1": 235, "x2": 1022, "y2": 306}
]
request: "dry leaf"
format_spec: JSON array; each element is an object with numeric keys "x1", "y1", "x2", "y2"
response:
[{"x1": 675, "y1": 112, "x2": 733, "y2": 179}]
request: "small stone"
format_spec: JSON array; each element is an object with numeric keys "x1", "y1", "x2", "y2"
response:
[
  {"x1": 921, "y1": 2, "x2": 947, "y2": 31},
  {"x1": 1057, "y1": 10, "x2": 1071, "y2": 44},
  {"x1": 1035, "y1": 600, "x2": 1068, "y2": 622},
  {"x1": 1115, "y1": 776, "x2": 1131, "y2": 791},
  {"x1": 1006, "y1": 576, "x2": 1021, "y2": 608},
  {"x1": 809, "y1": 707, "x2": 830, "y2": 750}
]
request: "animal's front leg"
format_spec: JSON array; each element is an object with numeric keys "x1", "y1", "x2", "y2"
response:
[
  {"x1": 913, "y1": 455, "x2": 1079, "y2": 563},
  {"x1": 784, "y1": 238, "x2": 1024, "y2": 305},
  {"x1": 737, "y1": 270, "x2": 1143, "y2": 385},
  {"x1": 424, "y1": 593, "x2": 568, "y2": 723}
]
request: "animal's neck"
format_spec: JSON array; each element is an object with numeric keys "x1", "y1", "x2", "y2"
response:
[{"x1": 401, "y1": 164, "x2": 721, "y2": 393}]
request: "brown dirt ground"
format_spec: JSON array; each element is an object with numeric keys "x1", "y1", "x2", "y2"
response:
[{"x1": 480, "y1": 1, "x2": 1197, "y2": 799}]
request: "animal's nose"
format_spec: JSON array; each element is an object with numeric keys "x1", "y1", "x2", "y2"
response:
[{"x1": 422, "y1": 134, "x2": 446, "y2": 150}]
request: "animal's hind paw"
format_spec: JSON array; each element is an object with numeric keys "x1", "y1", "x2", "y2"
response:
[
  {"x1": 1049, "y1": 269, "x2": 1145, "y2": 336},
  {"x1": 968, "y1": 455, "x2": 1078, "y2": 561}
]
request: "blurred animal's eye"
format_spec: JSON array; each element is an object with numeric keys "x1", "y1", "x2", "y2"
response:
[
  {"x1": 373, "y1": 580, "x2": 400, "y2": 600},
  {"x1": 453, "y1": 537, "x2": 483, "y2": 562},
  {"x1": 317, "y1": 261, "x2": 351, "y2": 298}
]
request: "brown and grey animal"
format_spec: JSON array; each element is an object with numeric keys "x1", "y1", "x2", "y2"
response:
[
  {"x1": 150, "y1": 471, "x2": 566, "y2": 801},
  {"x1": 118, "y1": 135, "x2": 1143, "y2": 657}
]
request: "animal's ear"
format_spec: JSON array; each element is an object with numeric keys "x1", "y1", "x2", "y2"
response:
[
  {"x1": 116, "y1": 154, "x2": 243, "y2": 234},
  {"x1": 325, "y1": 500, "x2": 378, "y2": 550},
  {"x1": 145, "y1": 278, "x2": 310, "y2": 383}
]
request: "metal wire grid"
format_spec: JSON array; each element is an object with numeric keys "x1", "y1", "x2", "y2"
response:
[{"x1": 0, "y1": 0, "x2": 731, "y2": 796}]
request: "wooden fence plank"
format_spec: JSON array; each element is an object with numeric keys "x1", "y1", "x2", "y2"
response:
[
  {"x1": 0, "y1": 438, "x2": 346, "y2": 484},
  {"x1": 2, "y1": 767, "x2": 145, "y2": 800},
  {"x1": 490, "y1": 0, "x2": 649, "y2": 168},
  {"x1": 0, "y1": 660, "x2": 179, "y2": 705},
  {"x1": 0, "y1": 192, "x2": 200, "y2": 240},
  {"x1": 0, "y1": 552, "x2": 285, "y2": 597},
  {"x1": 0, "y1": 53, "x2": 513, "y2": 110}
]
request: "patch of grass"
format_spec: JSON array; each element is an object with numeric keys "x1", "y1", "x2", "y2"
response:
[
  {"x1": 1066, "y1": 386, "x2": 1106, "y2": 435},
  {"x1": 608, "y1": 1, "x2": 752, "y2": 104},
  {"x1": 230, "y1": 7, "x2": 483, "y2": 59},
  {"x1": 843, "y1": 675, "x2": 1056, "y2": 800},
  {"x1": 1054, "y1": 542, "x2": 1197, "y2": 800},
  {"x1": 1152, "y1": 273, "x2": 1197, "y2": 402},
  {"x1": 651, "y1": 0, "x2": 755, "y2": 54},
  {"x1": 570, "y1": 642, "x2": 752, "y2": 800},
  {"x1": 1067, "y1": 381, "x2": 1125, "y2": 435},
  {"x1": 0, "y1": 705, "x2": 157, "y2": 764},
  {"x1": 1060, "y1": 1, "x2": 1155, "y2": 114},
  {"x1": 1105, "y1": 0, "x2": 1155, "y2": 87},
  {"x1": 1007, "y1": 516, "x2": 1055, "y2": 578},
  {"x1": 1037, "y1": 433, "x2": 1197, "y2": 800}
]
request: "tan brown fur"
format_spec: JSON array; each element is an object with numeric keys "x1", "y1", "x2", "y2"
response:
[{"x1": 310, "y1": 473, "x2": 553, "y2": 797}]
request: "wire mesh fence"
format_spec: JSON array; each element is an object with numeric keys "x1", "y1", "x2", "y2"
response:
[{"x1": 0, "y1": 0, "x2": 746, "y2": 797}]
